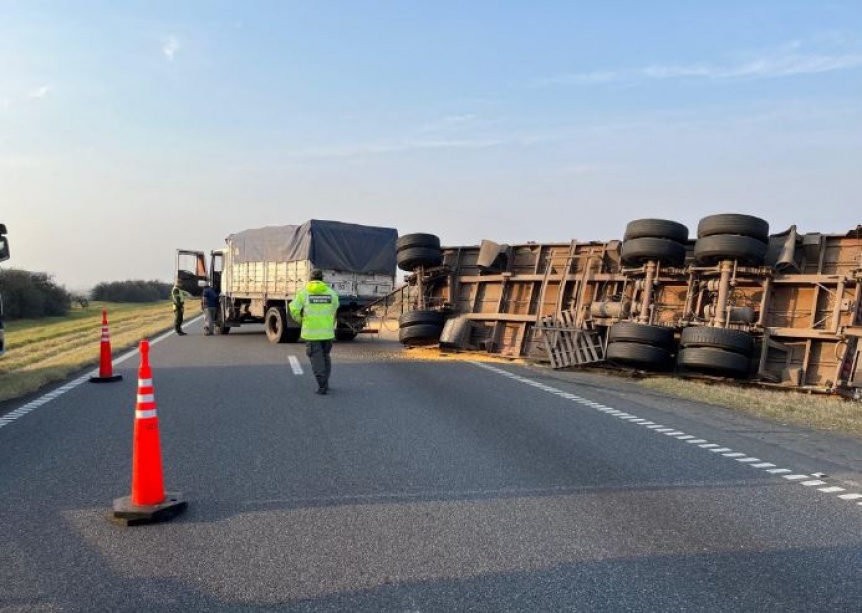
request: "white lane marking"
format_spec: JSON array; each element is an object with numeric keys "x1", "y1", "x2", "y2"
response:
[
  {"x1": 288, "y1": 355, "x2": 303, "y2": 375},
  {"x1": 0, "y1": 323, "x2": 179, "y2": 432},
  {"x1": 469, "y1": 361, "x2": 854, "y2": 507}
]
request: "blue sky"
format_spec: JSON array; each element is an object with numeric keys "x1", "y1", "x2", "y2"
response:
[{"x1": 2, "y1": 1, "x2": 861, "y2": 288}]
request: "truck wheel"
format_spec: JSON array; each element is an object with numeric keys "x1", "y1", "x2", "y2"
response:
[
  {"x1": 397, "y1": 247, "x2": 443, "y2": 271},
  {"x1": 397, "y1": 233, "x2": 441, "y2": 251},
  {"x1": 623, "y1": 219, "x2": 689, "y2": 243},
  {"x1": 399, "y1": 324, "x2": 443, "y2": 345},
  {"x1": 697, "y1": 214, "x2": 769, "y2": 242},
  {"x1": 677, "y1": 347, "x2": 751, "y2": 376},
  {"x1": 399, "y1": 310, "x2": 445, "y2": 328},
  {"x1": 335, "y1": 328, "x2": 358, "y2": 341},
  {"x1": 265, "y1": 306, "x2": 291, "y2": 343},
  {"x1": 607, "y1": 322, "x2": 675, "y2": 349},
  {"x1": 679, "y1": 327, "x2": 753, "y2": 355},
  {"x1": 620, "y1": 237, "x2": 686, "y2": 266},
  {"x1": 605, "y1": 341, "x2": 672, "y2": 368},
  {"x1": 693, "y1": 234, "x2": 767, "y2": 265}
]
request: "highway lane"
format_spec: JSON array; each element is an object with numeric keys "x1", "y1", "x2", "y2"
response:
[{"x1": 1, "y1": 322, "x2": 861, "y2": 612}]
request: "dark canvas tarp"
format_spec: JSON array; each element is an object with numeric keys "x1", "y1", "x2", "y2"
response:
[{"x1": 226, "y1": 220, "x2": 397, "y2": 275}]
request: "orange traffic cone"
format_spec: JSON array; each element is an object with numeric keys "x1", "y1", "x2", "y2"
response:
[
  {"x1": 89, "y1": 309, "x2": 122, "y2": 383},
  {"x1": 110, "y1": 339, "x2": 187, "y2": 526}
]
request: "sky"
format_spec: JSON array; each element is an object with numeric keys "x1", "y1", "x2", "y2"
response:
[{"x1": 2, "y1": 0, "x2": 861, "y2": 290}]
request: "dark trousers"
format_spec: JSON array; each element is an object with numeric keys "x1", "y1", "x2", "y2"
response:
[
  {"x1": 306, "y1": 340, "x2": 333, "y2": 390},
  {"x1": 174, "y1": 306, "x2": 184, "y2": 332}
]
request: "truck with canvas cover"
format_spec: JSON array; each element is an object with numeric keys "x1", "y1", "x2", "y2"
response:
[{"x1": 176, "y1": 220, "x2": 398, "y2": 342}]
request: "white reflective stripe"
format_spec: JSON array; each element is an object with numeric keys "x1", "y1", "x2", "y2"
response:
[
  {"x1": 137, "y1": 394, "x2": 155, "y2": 403},
  {"x1": 139, "y1": 378, "x2": 153, "y2": 387},
  {"x1": 136, "y1": 409, "x2": 158, "y2": 419}
]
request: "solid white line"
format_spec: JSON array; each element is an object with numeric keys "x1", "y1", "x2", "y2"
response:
[{"x1": 288, "y1": 355, "x2": 303, "y2": 375}]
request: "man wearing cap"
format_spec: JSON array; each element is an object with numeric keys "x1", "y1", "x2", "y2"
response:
[{"x1": 289, "y1": 269, "x2": 340, "y2": 394}]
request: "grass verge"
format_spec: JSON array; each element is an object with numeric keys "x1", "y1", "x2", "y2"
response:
[
  {"x1": 640, "y1": 377, "x2": 862, "y2": 441},
  {"x1": 0, "y1": 301, "x2": 183, "y2": 404}
]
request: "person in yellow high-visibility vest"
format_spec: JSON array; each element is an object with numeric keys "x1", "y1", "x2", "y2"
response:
[
  {"x1": 289, "y1": 269, "x2": 340, "y2": 394},
  {"x1": 170, "y1": 284, "x2": 189, "y2": 336}
]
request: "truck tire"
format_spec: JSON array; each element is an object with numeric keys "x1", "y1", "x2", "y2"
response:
[
  {"x1": 694, "y1": 234, "x2": 767, "y2": 265},
  {"x1": 697, "y1": 214, "x2": 769, "y2": 242},
  {"x1": 623, "y1": 219, "x2": 689, "y2": 243},
  {"x1": 605, "y1": 341, "x2": 671, "y2": 368},
  {"x1": 399, "y1": 310, "x2": 445, "y2": 328},
  {"x1": 621, "y1": 237, "x2": 686, "y2": 266},
  {"x1": 397, "y1": 233, "x2": 441, "y2": 251},
  {"x1": 680, "y1": 327, "x2": 753, "y2": 355},
  {"x1": 607, "y1": 322, "x2": 675, "y2": 349},
  {"x1": 335, "y1": 328, "x2": 358, "y2": 341},
  {"x1": 397, "y1": 246, "x2": 443, "y2": 271},
  {"x1": 399, "y1": 324, "x2": 443, "y2": 345},
  {"x1": 677, "y1": 347, "x2": 751, "y2": 376},
  {"x1": 265, "y1": 306, "x2": 291, "y2": 344}
]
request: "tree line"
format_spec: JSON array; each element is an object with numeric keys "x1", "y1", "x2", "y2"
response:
[{"x1": 0, "y1": 270, "x2": 171, "y2": 320}]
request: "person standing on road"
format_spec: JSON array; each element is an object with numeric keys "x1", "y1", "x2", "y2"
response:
[
  {"x1": 201, "y1": 283, "x2": 219, "y2": 336},
  {"x1": 289, "y1": 269, "x2": 340, "y2": 395},
  {"x1": 171, "y1": 284, "x2": 188, "y2": 336}
]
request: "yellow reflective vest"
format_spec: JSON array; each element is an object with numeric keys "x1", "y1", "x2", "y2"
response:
[{"x1": 288, "y1": 280, "x2": 340, "y2": 340}]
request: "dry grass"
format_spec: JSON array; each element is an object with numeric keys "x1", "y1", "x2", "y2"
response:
[
  {"x1": 640, "y1": 377, "x2": 862, "y2": 440},
  {"x1": 0, "y1": 301, "x2": 183, "y2": 403}
]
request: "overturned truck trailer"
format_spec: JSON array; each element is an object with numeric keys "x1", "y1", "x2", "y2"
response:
[{"x1": 393, "y1": 215, "x2": 862, "y2": 397}]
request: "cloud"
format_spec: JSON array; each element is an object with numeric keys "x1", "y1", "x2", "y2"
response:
[
  {"x1": 162, "y1": 37, "x2": 180, "y2": 62},
  {"x1": 533, "y1": 42, "x2": 862, "y2": 87},
  {"x1": 27, "y1": 85, "x2": 52, "y2": 99}
]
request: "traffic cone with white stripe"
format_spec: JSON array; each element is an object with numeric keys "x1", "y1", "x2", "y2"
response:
[
  {"x1": 110, "y1": 339, "x2": 187, "y2": 526},
  {"x1": 89, "y1": 310, "x2": 122, "y2": 383}
]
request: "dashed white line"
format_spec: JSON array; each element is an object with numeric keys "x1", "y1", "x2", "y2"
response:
[
  {"x1": 469, "y1": 361, "x2": 861, "y2": 509},
  {"x1": 288, "y1": 355, "x2": 304, "y2": 375}
]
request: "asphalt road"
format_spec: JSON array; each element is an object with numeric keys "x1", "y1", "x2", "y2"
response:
[{"x1": 1, "y1": 320, "x2": 861, "y2": 612}]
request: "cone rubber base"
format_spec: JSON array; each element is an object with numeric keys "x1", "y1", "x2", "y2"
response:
[
  {"x1": 89, "y1": 374, "x2": 123, "y2": 383},
  {"x1": 110, "y1": 492, "x2": 187, "y2": 526}
]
